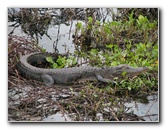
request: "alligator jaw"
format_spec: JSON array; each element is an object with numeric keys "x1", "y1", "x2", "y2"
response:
[{"x1": 111, "y1": 64, "x2": 149, "y2": 77}]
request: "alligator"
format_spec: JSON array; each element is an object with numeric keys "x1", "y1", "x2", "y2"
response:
[{"x1": 17, "y1": 52, "x2": 149, "y2": 86}]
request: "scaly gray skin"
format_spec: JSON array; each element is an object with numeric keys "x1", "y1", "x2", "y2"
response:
[{"x1": 17, "y1": 52, "x2": 149, "y2": 86}]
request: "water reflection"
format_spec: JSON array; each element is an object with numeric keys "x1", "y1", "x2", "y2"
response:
[
  {"x1": 38, "y1": 21, "x2": 83, "y2": 53},
  {"x1": 124, "y1": 94, "x2": 158, "y2": 121}
]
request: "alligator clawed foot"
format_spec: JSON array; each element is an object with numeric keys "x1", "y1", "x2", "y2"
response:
[{"x1": 41, "y1": 74, "x2": 54, "y2": 86}]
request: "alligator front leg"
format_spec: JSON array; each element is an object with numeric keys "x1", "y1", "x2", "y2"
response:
[
  {"x1": 41, "y1": 74, "x2": 54, "y2": 86},
  {"x1": 95, "y1": 73, "x2": 115, "y2": 85}
]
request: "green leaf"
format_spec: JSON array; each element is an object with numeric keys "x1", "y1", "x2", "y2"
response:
[
  {"x1": 142, "y1": 60, "x2": 149, "y2": 66},
  {"x1": 95, "y1": 20, "x2": 100, "y2": 25},
  {"x1": 111, "y1": 61, "x2": 118, "y2": 66},
  {"x1": 128, "y1": 11, "x2": 134, "y2": 25},
  {"x1": 46, "y1": 56, "x2": 54, "y2": 64},
  {"x1": 66, "y1": 59, "x2": 71, "y2": 65},
  {"x1": 52, "y1": 63, "x2": 58, "y2": 68},
  {"x1": 88, "y1": 17, "x2": 93, "y2": 23},
  {"x1": 111, "y1": 21, "x2": 118, "y2": 26},
  {"x1": 66, "y1": 57, "x2": 77, "y2": 66},
  {"x1": 72, "y1": 58, "x2": 77, "y2": 65},
  {"x1": 76, "y1": 22, "x2": 82, "y2": 30},
  {"x1": 146, "y1": 42, "x2": 152, "y2": 48},
  {"x1": 148, "y1": 23, "x2": 155, "y2": 29},
  {"x1": 106, "y1": 44, "x2": 113, "y2": 49},
  {"x1": 121, "y1": 71, "x2": 127, "y2": 76},
  {"x1": 42, "y1": 49, "x2": 46, "y2": 52},
  {"x1": 126, "y1": 41, "x2": 132, "y2": 49},
  {"x1": 127, "y1": 86, "x2": 132, "y2": 91},
  {"x1": 138, "y1": 15, "x2": 145, "y2": 21},
  {"x1": 90, "y1": 49, "x2": 98, "y2": 55},
  {"x1": 56, "y1": 56, "x2": 66, "y2": 66},
  {"x1": 110, "y1": 98, "x2": 113, "y2": 101}
]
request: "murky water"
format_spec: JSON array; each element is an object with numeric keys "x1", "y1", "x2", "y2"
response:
[
  {"x1": 8, "y1": 21, "x2": 78, "y2": 53},
  {"x1": 38, "y1": 22, "x2": 79, "y2": 53},
  {"x1": 124, "y1": 94, "x2": 158, "y2": 121}
]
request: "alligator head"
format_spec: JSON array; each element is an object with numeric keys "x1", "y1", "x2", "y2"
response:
[{"x1": 109, "y1": 64, "x2": 149, "y2": 78}]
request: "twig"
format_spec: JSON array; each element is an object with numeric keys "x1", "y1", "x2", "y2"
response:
[
  {"x1": 145, "y1": 99, "x2": 158, "y2": 115},
  {"x1": 109, "y1": 107, "x2": 119, "y2": 121},
  {"x1": 68, "y1": 20, "x2": 73, "y2": 40}
]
